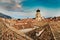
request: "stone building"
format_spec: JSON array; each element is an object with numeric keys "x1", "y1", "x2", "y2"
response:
[{"x1": 36, "y1": 9, "x2": 42, "y2": 21}]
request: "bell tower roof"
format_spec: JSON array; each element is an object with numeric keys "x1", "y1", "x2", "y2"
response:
[{"x1": 36, "y1": 9, "x2": 40, "y2": 12}]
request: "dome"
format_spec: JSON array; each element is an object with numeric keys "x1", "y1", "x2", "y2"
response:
[{"x1": 36, "y1": 9, "x2": 40, "y2": 12}]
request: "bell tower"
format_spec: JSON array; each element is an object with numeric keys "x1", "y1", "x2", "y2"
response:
[{"x1": 36, "y1": 9, "x2": 42, "y2": 21}]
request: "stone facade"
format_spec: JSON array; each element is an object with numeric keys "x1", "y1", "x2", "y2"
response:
[{"x1": 36, "y1": 9, "x2": 42, "y2": 21}]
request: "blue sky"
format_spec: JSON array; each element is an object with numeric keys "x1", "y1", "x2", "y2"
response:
[
  {"x1": 22, "y1": 0, "x2": 60, "y2": 8},
  {"x1": 0, "y1": 0, "x2": 60, "y2": 19}
]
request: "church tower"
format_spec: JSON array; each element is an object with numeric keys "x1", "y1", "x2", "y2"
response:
[{"x1": 36, "y1": 9, "x2": 42, "y2": 21}]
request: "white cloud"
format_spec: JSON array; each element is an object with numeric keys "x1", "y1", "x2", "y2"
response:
[
  {"x1": 0, "y1": 0, "x2": 60, "y2": 19},
  {"x1": 0, "y1": 0, "x2": 23, "y2": 11},
  {"x1": 0, "y1": 0, "x2": 12, "y2": 3},
  {"x1": 23, "y1": 7, "x2": 60, "y2": 18},
  {"x1": 0, "y1": 7, "x2": 60, "y2": 19}
]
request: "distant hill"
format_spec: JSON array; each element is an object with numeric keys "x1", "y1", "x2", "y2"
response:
[{"x1": 0, "y1": 13, "x2": 12, "y2": 19}]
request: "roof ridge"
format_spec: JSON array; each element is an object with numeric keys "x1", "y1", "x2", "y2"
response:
[{"x1": 3, "y1": 21, "x2": 33, "y2": 40}]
